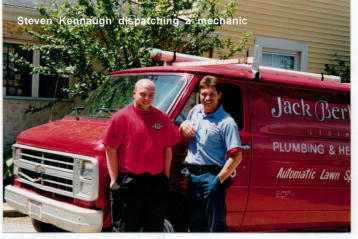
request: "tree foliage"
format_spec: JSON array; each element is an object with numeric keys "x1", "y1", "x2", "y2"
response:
[
  {"x1": 324, "y1": 53, "x2": 350, "y2": 83},
  {"x1": 15, "y1": 0, "x2": 251, "y2": 97}
]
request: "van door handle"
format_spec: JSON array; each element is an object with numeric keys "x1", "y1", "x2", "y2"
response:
[{"x1": 241, "y1": 145, "x2": 250, "y2": 150}]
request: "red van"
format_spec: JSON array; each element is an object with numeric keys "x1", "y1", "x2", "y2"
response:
[{"x1": 5, "y1": 49, "x2": 350, "y2": 232}]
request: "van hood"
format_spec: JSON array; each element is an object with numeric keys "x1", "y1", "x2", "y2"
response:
[{"x1": 16, "y1": 117, "x2": 109, "y2": 156}]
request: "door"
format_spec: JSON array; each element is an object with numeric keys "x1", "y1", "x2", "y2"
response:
[{"x1": 171, "y1": 75, "x2": 252, "y2": 231}]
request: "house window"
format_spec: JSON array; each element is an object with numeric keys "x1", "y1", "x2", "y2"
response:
[
  {"x1": 39, "y1": 75, "x2": 69, "y2": 98},
  {"x1": 262, "y1": 50, "x2": 298, "y2": 70},
  {"x1": 3, "y1": 42, "x2": 69, "y2": 99},
  {"x1": 3, "y1": 43, "x2": 32, "y2": 96},
  {"x1": 255, "y1": 37, "x2": 308, "y2": 71}
]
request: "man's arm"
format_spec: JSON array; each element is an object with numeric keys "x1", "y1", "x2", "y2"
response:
[
  {"x1": 164, "y1": 146, "x2": 172, "y2": 178},
  {"x1": 106, "y1": 145, "x2": 119, "y2": 187},
  {"x1": 218, "y1": 151, "x2": 243, "y2": 183}
]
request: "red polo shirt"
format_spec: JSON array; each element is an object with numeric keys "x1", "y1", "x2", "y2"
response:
[{"x1": 103, "y1": 104, "x2": 180, "y2": 175}]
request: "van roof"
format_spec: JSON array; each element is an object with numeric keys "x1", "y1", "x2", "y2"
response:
[{"x1": 111, "y1": 64, "x2": 350, "y2": 92}]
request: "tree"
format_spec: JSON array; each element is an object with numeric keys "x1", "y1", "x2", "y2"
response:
[
  {"x1": 324, "y1": 53, "x2": 350, "y2": 83},
  {"x1": 15, "y1": 0, "x2": 251, "y2": 97}
]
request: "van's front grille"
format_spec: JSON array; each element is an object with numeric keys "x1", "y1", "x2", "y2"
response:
[
  {"x1": 15, "y1": 146, "x2": 75, "y2": 198},
  {"x1": 13, "y1": 144, "x2": 99, "y2": 201},
  {"x1": 21, "y1": 149, "x2": 74, "y2": 170}
]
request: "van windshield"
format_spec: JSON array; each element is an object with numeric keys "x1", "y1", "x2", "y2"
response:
[{"x1": 68, "y1": 74, "x2": 186, "y2": 119}]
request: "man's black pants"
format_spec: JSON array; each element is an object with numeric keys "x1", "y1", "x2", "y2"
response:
[{"x1": 110, "y1": 172, "x2": 169, "y2": 232}]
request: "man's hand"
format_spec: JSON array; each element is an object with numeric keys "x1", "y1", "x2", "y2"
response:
[
  {"x1": 110, "y1": 180, "x2": 116, "y2": 188},
  {"x1": 179, "y1": 121, "x2": 196, "y2": 138}
]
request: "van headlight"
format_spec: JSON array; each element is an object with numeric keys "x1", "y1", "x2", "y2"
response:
[
  {"x1": 13, "y1": 147, "x2": 21, "y2": 161},
  {"x1": 81, "y1": 161, "x2": 94, "y2": 179},
  {"x1": 73, "y1": 157, "x2": 99, "y2": 201},
  {"x1": 12, "y1": 147, "x2": 21, "y2": 175}
]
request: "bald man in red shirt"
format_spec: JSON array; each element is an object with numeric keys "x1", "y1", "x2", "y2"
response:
[{"x1": 103, "y1": 79, "x2": 179, "y2": 232}]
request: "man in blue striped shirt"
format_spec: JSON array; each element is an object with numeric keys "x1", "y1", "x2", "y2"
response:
[{"x1": 180, "y1": 75, "x2": 244, "y2": 232}]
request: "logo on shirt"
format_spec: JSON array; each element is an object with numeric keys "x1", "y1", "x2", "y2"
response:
[
  {"x1": 152, "y1": 123, "x2": 164, "y2": 130},
  {"x1": 209, "y1": 123, "x2": 218, "y2": 130}
]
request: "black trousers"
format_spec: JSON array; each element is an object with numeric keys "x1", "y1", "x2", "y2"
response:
[{"x1": 110, "y1": 171, "x2": 169, "y2": 232}]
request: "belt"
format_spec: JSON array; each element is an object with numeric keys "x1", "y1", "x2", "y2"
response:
[{"x1": 186, "y1": 164, "x2": 222, "y2": 175}]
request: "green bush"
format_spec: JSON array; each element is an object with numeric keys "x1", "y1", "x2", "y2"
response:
[
  {"x1": 3, "y1": 146, "x2": 14, "y2": 181},
  {"x1": 324, "y1": 53, "x2": 350, "y2": 83}
]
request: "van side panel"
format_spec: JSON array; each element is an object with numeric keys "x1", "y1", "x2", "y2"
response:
[
  {"x1": 225, "y1": 131, "x2": 252, "y2": 231},
  {"x1": 241, "y1": 83, "x2": 350, "y2": 231}
]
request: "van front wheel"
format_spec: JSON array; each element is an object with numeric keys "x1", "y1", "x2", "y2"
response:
[
  {"x1": 164, "y1": 196, "x2": 188, "y2": 232},
  {"x1": 163, "y1": 219, "x2": 175, "y2": 232}
]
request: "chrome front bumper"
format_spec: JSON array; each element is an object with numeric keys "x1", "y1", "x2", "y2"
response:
[{"x1": 4, "y1": 185, "x2": 103, "y2": 232}]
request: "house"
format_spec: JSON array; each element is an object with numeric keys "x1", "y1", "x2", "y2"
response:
[
  {"x1": 217, "y1": 0, "x2": 350, "y2": 73},
  {"x1": 3, "y1": 0, "x2": 79, "y2": 147},
  {"x1": 2, "y1": 0, "x2": 350, "y2": 147}
]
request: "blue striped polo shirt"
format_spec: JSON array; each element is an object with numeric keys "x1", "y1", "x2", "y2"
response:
[{"x1": 185, "y1": 104, "x2": 242, "y2": 166}]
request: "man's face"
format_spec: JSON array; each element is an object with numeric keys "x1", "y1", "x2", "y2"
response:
[
  {"x1": 133, "y1": 80, "x2": 155, "y2": 111},
  {"x1": 200, "y1": 86, "x2": 222, "y2": 113}
]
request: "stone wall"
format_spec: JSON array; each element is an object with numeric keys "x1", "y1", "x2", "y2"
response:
[{"x1": 3, "y1": 98, "x2": 80, "y2": 147}]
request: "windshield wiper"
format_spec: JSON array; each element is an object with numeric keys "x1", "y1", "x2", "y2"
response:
[{"x1": 94, "y1": 108, "x2": 118, "y2": 115}]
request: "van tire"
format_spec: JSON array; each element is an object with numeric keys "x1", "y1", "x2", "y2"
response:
[
  {"x1": 165, "y1": 196, "x2": 188, "y2": 232},
  {"x1": 31, "y1": 218, "x2": 66, "y2": 232},
  {"x1": 163, "y1": 219, "x2": 175, "y2": 232}
]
